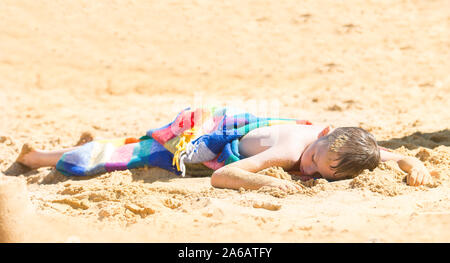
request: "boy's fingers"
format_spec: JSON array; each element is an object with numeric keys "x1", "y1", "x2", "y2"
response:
[
  {"x1": 424, "y1": 171, "x2": 433, "y2": 185},
  {"x1": 408, "y1": 170, "x2": 417, "y2": 186},
  {"x1": 421, "y1": 172, "x2": 429, "y2": 185},
  {"x1": 415, "y1": 171, "x2": 423, "y2": 186},
  {"x1": 406, "y1": 173, "x2": 412, "y2": 186},
  {"x1": 416, "y1": 176, "x2": 422, "y2": 186},
  {"x1": 416, "y1": 169, "x2": 425, "y2": 186},
  {"x1": 420, "y1": 169, "x2": 430, "y2": 185},
  {"x1": 415, "y1": 174, "x2": 423, "y2": 186}
]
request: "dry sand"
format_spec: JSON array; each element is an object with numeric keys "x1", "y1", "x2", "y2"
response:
[{"x1": 0, "y1": 0, "x2": 449, "y2": 242}]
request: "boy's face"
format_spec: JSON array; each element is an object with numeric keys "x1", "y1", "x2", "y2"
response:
[{"x1": 299, "y1": 138, "x2": 340, "y2": 180}]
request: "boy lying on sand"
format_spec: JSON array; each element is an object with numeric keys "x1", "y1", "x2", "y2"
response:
[
  {"x1": 16, "y1": 108, "x2": 432, "y2": 192},
  {"x1": 210, "y1": 125, "x2": 432, "y2": 191}
]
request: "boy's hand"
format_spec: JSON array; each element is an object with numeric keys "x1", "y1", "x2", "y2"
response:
[
  {"x1": 267, "y1": 178, "x2": 303, "y2": 192},
  {"x1": 398, "y1": 157, "x2": 432, "y2": 186}
]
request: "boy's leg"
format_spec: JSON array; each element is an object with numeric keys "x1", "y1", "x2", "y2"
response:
[
  {"x1": 16, "y1": 144, "x2": 80, "y2": 169},
  {"x1": 16, "y1": 131, "x2": 95, "y2": 169}
]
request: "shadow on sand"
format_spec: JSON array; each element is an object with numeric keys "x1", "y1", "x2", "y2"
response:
[
  {"x1": 2, "y1": 161, "x2": 177, "y2": 185},
  {"x1": 378, "y1": 129, "x2": 450, "y2": 150}
]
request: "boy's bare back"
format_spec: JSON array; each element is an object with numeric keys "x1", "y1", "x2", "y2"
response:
[{"x1": 238, "y1": 124, "x2": 327, "y2": 161}]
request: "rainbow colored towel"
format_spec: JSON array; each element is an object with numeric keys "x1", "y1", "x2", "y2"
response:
[{"x1": 55, "y1": 106, "x2": 312, "y2": 177}]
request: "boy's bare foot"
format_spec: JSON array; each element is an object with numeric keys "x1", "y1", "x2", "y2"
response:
[
  {"x1": 75, "y1": 131, "x2": 94, "y2": 146},
  {"x1": 15, "y1": 143, "x2": 41, "y2": 169}
]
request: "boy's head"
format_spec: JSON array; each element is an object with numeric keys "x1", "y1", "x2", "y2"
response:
[{"x1": 299, "y1": 127, "x2": 380, "y2": 181}]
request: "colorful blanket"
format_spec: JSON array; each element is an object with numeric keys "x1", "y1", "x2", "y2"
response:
[{"x1": 56, "y1": 106, "x2": 312, "y2": 177}]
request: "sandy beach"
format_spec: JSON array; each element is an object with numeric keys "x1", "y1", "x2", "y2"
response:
[{"x1": 0, "y1": 0, "x2": 449, "y2": 242}]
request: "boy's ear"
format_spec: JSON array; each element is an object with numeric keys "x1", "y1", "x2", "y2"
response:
[{"x1": 318, "y1": 125, "x2": 334, "y2": 138}]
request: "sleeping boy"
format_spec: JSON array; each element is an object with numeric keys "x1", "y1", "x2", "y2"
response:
[{"x1": 15, "y1": 107, "x2": 432, "y2": 191}]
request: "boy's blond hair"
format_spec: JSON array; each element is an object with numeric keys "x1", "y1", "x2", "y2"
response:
[{"x1": 326, "y1": 127, "x2": 380, "y2": 179}]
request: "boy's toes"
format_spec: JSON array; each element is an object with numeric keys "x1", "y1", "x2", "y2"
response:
[
  {"x1": 14, "y1": 143, "x2": 40, "y2": 170},
  {"x1": 75, "y1": 131, "x2": 95, "y2": 146},
  {"x1": 15, "y1": 143, "x2": 36, "y2": 165}
]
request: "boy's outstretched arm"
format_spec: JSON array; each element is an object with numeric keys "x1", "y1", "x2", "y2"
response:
[
  {"x1": 211, "y1": 147, "x2": 303, "y2": 192},
  {"x1": 379, "y1": 147, "x2": 432, "y2": 186}
]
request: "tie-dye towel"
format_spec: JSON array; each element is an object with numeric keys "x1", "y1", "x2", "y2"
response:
[{"x1": 55, "y1": 106, "x2": 312, "y2": 177}]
